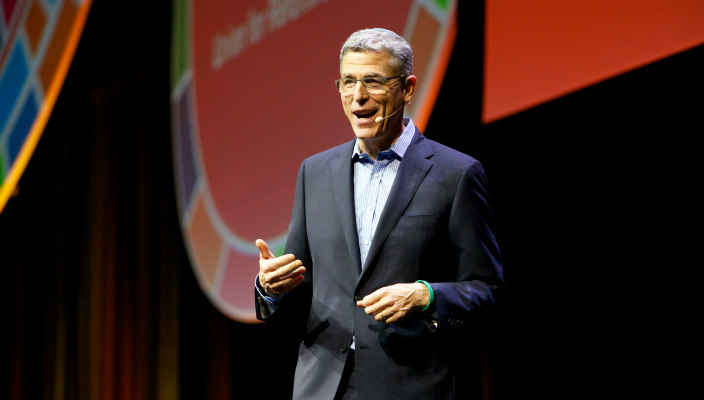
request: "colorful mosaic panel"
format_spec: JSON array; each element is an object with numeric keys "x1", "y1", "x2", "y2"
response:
[{"x1": 0, "y1": 0, "x2": 92, "y2": 212}]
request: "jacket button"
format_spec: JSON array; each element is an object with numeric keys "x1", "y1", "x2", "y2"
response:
[
  {"x1": 339, "y1": 344, "x2": 349, "y2": 353},
  {"x1": 354, "y1": 295, "x2": 363, "y2": 302}
]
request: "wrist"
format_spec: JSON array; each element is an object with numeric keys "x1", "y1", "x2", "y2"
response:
[{"x1": 415, "y1": 280, "x2": 434, "y2": 312}]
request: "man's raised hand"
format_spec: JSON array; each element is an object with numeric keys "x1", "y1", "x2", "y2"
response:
[{"x1": 256, "y1": 239, "x2": 306, "y2": 297}]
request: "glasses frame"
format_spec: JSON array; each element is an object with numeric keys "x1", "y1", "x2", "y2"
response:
[{"x1": 334, "y1": 75, "x2": 406, "y2": 94}]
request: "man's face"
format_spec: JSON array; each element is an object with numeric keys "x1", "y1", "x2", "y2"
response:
[{"x1": 339, "y1": 51, "x2": 414, "y2": 147}]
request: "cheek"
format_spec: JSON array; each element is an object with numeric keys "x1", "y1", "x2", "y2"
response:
[{"x1": 341, "y1": 98, "x2": 353, "y2": 115}]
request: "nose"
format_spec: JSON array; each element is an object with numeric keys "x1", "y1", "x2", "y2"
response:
[{"x1": 352, "y1": 81, "x2": 369, "y2": 103}]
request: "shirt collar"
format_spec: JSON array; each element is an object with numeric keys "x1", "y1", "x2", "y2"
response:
[{"x1": 352, "y1": 117, "x2": 415, "y2": 161}]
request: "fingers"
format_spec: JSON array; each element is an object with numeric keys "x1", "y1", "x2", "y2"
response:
[
  {"x1": 256, "y1": 239, "x2": 295, "y2": 273},
  {"x1": 256, "y1": 239, "x2": 305, "y2": 297},
  {"x1": 355, "y1": 283, "x2": 421, "y2": 324},
  {"x1": 265, "y1": 271, "x2": 305, "y2": 297},
  {"x1": 363, "y1": 299, "x2": 400, "y2": 323},
  {"x1": 356, "y1": 291, "x2": 382, "y2": 314},
  {"x1": 267, "y1": 258, "x2": 305, "y2": 280},
  {"x1": 381, "y1": 310, "x2": 403, "y2": 324},
  {"x1": 357, "y1": 288, "x2": 396, "y2": 322},
  {"x1": 256, "y1": 238, "x2": 275, "y2": 259}
]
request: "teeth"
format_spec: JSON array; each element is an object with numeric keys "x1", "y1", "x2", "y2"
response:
[{"x1": 355, "y1": 111, "x2": 376, "y2": 119}]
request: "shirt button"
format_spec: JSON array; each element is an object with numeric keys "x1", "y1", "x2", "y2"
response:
[
  {"x1": 364, "y1": 240, "x2": 370, "y2": 246},
  {"x1": 367, "y1": 205, "x2": 373, "y2": 211},
  {"x1": 373, "y1": 172, "x2": 379, "y2": 178}
]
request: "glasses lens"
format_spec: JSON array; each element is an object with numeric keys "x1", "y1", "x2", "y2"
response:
[
  {"x1": 336, "y1": 76, "x2": 400, "y2": 93},
  {"x1": 343, "y1": 78, "x2": 357, "y2": 91},
  {"x1": 362, "y1": 77, "x2": 384, "y2": 92}
]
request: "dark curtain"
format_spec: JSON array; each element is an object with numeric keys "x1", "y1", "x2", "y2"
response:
[{"x1": 0, "y1": 2, "x2": 297, "y2": 399}]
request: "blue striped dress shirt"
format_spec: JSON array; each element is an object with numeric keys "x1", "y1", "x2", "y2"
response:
[{"x1": 352, "y1": 118, "x2": 415, "y2": 267}]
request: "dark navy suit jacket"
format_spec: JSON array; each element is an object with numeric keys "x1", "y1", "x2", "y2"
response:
[{"x1": 256, "y1": 128, "x2": 503, "y2": 400}]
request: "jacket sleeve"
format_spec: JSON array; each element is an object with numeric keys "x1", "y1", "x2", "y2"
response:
[
  {"x1": 254, "y1": 161, "x2": 312, "y2": 339},
  {"x1": 431, "y1": 160, "x2": 504, "y2": 329}
]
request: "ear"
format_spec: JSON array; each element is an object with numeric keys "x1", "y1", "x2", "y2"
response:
[{"x1": 403, "y1": 75, "x2": 417, "y2": 104}]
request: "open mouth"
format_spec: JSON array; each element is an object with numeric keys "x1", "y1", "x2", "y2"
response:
[{"x1": 353, "y1": 110, "x2": 377, "y2": 120}]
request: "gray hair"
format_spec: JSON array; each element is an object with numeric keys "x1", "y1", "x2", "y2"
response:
[{"x1": 339, "y1": 28, "x2": 413, "y2": 76}]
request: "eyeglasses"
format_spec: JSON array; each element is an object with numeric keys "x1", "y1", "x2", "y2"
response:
[{"x1": 334, "y1": 75, "x2": 405, "y2": 94}]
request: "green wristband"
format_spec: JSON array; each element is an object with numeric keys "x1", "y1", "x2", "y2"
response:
[{"x1": 415, "y1": 280, "x2": 434, "y2": 312}]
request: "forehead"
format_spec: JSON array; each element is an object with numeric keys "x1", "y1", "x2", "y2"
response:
[{"x1": 340, "y1": 51, "x2": 396, "y2": 77}]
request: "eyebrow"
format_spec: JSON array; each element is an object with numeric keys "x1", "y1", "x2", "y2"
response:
[{"x1": 341, "y1": 73, "x2": 383, "y2": 79}]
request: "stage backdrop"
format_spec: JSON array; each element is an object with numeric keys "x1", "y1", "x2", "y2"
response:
[
  {"x1": 172, "y1": 0, "x2": 704, "y2": 322},
  {"x1": 0, "y1": 0, "x2": 92, "y2": 212},
  {"x1": 482, "y1": 0, "x2": 704, "y2": 123},
  {"x1": 170, "y1": 0, "x2": 458, "y2": 322}
]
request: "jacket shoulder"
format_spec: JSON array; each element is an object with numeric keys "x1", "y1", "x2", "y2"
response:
[
  {"x1": 301, "y1": 140, "x2": 354, "y2": 167},
  {"x1": 420, "y1": 136, "x2": 484, "y2": 173}
]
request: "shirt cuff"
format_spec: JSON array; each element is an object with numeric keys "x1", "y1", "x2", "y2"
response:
[{"x1": 255, "y1": 274, "x2": 282, "y2": 311}]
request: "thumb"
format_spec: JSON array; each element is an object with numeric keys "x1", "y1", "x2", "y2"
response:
[{"x1": 255, "y1": 239, "x2": 275, "y2": 259}]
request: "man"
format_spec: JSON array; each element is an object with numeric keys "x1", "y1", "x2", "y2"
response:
[{"x1": 255, "y1": 28, "x2": 503, "y2": 399}]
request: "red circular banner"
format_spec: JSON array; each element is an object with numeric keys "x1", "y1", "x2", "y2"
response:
[{"x1": 171, "y1": 0, "x2": 457, "y2": 322}]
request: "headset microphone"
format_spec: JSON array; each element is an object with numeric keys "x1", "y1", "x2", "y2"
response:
[{"x1": 375, "y1": 106, "x2": 403, "y2": 123}]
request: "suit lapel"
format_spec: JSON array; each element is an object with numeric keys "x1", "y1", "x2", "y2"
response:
[
  {"x1": 331, "y1": 141, "x2": 362, "y2": 272},
  {"x1": 359, "y1": 129, "x2": 434, "y2": 276}
]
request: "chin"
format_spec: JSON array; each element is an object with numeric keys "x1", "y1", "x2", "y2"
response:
[{"x1": 352, "y1": 128, "x2": 379, "y2": 140}]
